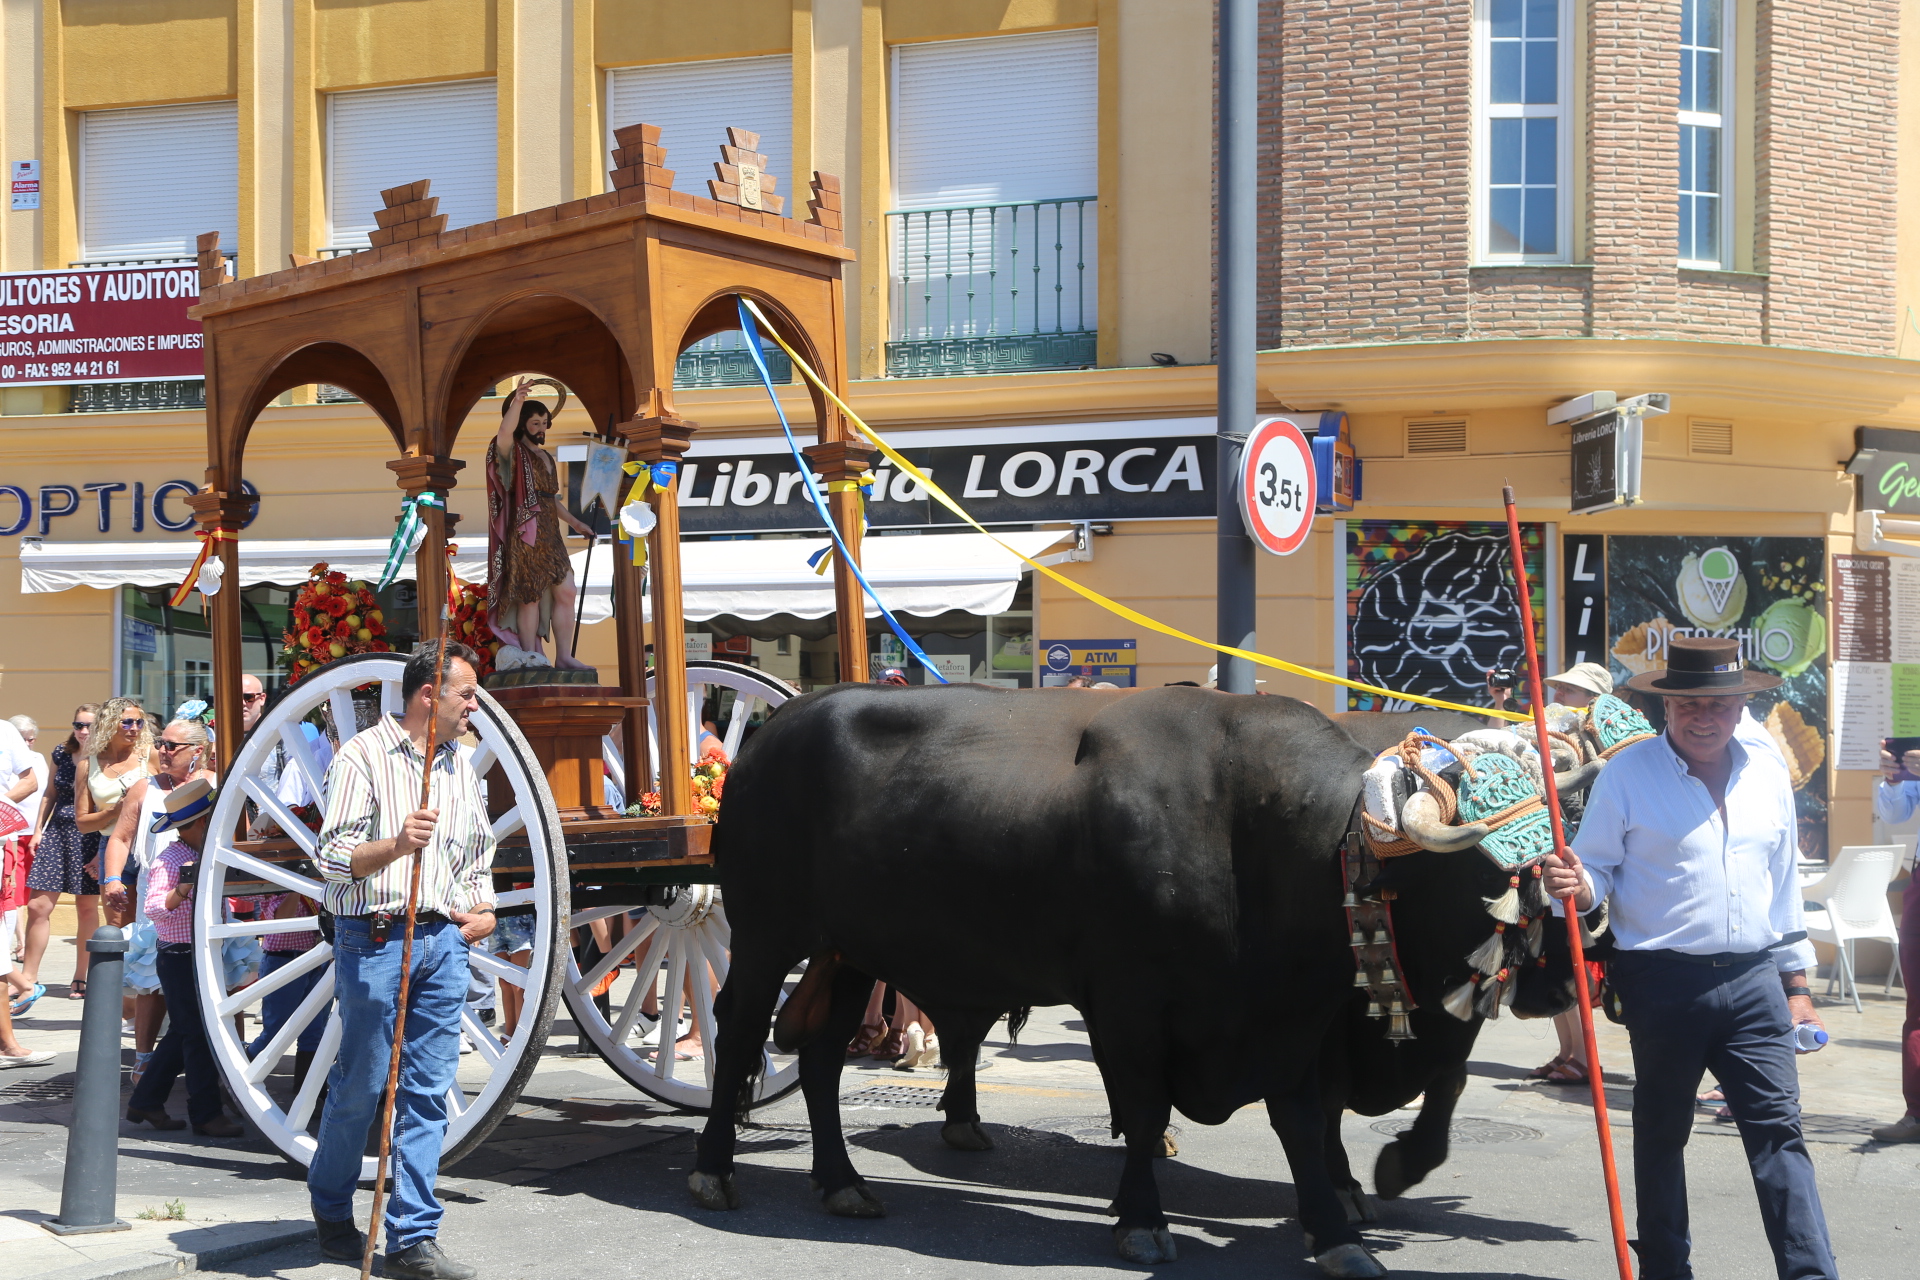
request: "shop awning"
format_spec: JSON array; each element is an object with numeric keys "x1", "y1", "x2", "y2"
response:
[
  {"x1": 573, "y1": 529, "x2": 1072, "y2": 624},
  {"x1": 18, "y1": 537, "x2": 492, "y2": 594},
  {"x1": 20, "y1": 528, "x2": 1071, "y2": 622}
]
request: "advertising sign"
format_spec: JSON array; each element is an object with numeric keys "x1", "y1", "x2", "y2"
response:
[
  {"x1": 1568, "y1": 410, "x2": 1645, "y2": 515},
  {"x1": 1562, "y1": 533, "x2": 1606, "y2": 668},
  {"x1": 1040, "y1": 638, "x2": 1137, "y2": 687},
  {"x1": 0, "y1": 265, "x2": 204, "y2": 388},
  {"x1": 1238, "y1": 417, "x2": 1316, "y2": 556},
  {"x1": 1605, "y1": 536, "x2": 1829, "y2": 855},
  {"x1": 669, "y1": 435, "x2": 1215, "y2": 535},
  {"x1": 1306, "y1": 411, "x2": 1361, "y2": 513},
  {"x1": 1830, "y1": 553, "x2": 1920, "y2": 773},
  {"x1": 10, "y1": 160, "x2": 38, "y2": 211},
  {"x1": 1345, "y1": 521, "x2": 1544, "y2": 712},
  {"x1": 1848, "y1": 427, "x2": 1920, "y2": 516}
]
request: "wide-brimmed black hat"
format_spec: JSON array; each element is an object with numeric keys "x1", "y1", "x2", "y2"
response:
[{"x1": 1623, "y1": 634, "x2": 1781, "y2": 697}]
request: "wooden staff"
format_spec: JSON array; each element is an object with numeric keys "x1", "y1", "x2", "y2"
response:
[
  {"x1": 361, "y1": 623, "x2": 451, "y2": 1279},
  {"x1": 1500, "y1": 486, "x2": 1632, "y2": 1280}
]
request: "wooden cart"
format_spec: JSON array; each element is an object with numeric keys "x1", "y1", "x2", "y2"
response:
[{"x1": 181, "y1": 126, "x2": 873, "y2": 1173}]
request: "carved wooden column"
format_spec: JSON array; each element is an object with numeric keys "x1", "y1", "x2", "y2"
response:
[
  {"x1": 184, "y1": 490, "x2": 255, "y2": 773},
  {"x1": 387, "y1": 456, "x2": 465, "y2": 641},
  {"x1": 618, "y1": 410, "x2": 697, "y2": 816},
  {"x1": 804, "y1": 439, "x2": 877, "y2": 683}
]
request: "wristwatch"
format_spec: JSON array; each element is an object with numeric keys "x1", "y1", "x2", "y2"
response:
[{"x1": 1783, "y1": 985, "x2": 1813, "y2": 998}]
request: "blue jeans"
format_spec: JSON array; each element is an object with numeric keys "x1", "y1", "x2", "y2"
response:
[
  {"x1": 248, "y1": 949, "x2": 327, "y2": 1057},
  {"x1": 1609, "y1": 951, "x2": 1837, "y2": 1280},
  {"x1": 128, "y1": 945, "x2": 223, "y2": 1124},
  {"x1": 307, "y1": 918, "x2": 468, "y2": 1250}
]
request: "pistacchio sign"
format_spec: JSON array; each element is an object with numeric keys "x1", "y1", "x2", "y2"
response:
[
  {"x1": 0, "y1": 265, "x2": 204, "y2": 387},
  {"x1": 1850, "y1": 426, "x2": 1920, "y2": 516}
]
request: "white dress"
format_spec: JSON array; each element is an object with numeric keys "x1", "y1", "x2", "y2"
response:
[{"x1": 119, "y1": 781, "x2": 173, "y2": 995}]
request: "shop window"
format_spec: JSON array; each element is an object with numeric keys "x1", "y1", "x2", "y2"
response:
[
  {"x1": 1475, "y1": 0, "x2": 1572, "y2": 263},
  {"x1": 1406, "y1": 418, "x2": 1469, "y2": 456},
  {"x1": 1678, "y1": 0, "x2": 1733, "y2": 267}
]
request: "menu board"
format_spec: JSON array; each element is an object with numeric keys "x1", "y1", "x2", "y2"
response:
[{"x1": 1832, "y1": 554, "x2": 1920, "y2": 769}]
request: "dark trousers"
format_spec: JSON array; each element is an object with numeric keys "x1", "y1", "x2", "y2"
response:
[
  {"x1": 1609, "y1": 951, "x2": 1837, "y2": 1280},
  {"x1": 1900, "y1": 881, "x2": 1920, "y2": 1116},
  {"x1": 128, "y1": 944, "x2": 224, "y2": 1125}
]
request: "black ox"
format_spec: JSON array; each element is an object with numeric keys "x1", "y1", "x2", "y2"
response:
[{"x1": 689, "y1": 686, "x2": 1590, "y2": 1277}]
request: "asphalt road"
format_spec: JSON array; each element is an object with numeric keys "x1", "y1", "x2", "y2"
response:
[{"x1": 183, "y1": 1002, "x2": 1918, "y2": 1280}]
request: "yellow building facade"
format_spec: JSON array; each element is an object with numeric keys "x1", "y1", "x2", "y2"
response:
[{"x1": 1, "y1": 0, "x2": 1917, "y2": 861}]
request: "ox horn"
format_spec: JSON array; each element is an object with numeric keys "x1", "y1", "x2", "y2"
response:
[
  {"x1": 1399, "y1": 790, "x2": 1493, "y2": 853},
  {"x1": 1553, "y1": 757, "x2": 1604, "y2": 799}
]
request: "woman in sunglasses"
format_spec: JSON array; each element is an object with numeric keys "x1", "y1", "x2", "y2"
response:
[
  {"x1": 16, "y1": 705, "x2": 100, "y2": 1004},
  {"x1": 78, "y1": 699, "x2": 153, "y2": 953}
]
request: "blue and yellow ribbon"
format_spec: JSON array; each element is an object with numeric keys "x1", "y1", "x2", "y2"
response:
[
  {"x1": 735, "y1": 298, "x2": 949, "y2": 684},
  {"x1": 736, "y1": 295, "x2": 1526, "y2": 721}
]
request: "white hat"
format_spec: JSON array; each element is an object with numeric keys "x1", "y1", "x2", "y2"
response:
[
  {"x1": 1204, "y1": 663, "x2": 1266, "y2": 689},
  {"x1": 1544, "y1": 661, "x2": 1614, "y2": 697},
  {"x1": 150, "y1": 777, "x2": 216, "y2": 833}
]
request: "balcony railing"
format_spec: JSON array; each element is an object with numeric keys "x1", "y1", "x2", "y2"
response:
[
  {"x1": 674, "y1": 332, "x2": 792, "y2": 389},
  {"x1": 886, "y1": 197, "x2": 1096, "y2": 378},
  {"x1": 70, "y1": 380, "x2": 206, "y2": 413}
]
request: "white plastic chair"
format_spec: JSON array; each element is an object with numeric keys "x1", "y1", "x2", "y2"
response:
[{"x1": 1803, "y1": 844, "x2": 1905, "y2": 1012}]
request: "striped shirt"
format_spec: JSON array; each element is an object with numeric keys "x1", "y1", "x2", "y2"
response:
[
  {"x1": 315, "y1": 714, "x2": 495, "y2": 918},
  {"x1": 237, "y1": 893, "x2": 322, "y2": 953}
]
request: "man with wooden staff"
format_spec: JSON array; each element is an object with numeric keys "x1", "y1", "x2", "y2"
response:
[
  {"x1": 1544, "y1": 635, "x2": 1835, "y2": 1280},
  {"x1": 308, "y1": 641, "x2": 496, "y2": 1279}
]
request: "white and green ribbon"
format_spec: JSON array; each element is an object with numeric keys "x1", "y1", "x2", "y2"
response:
[{"x1": 378, "y1": 490, "x2": 444, "y2": 590}]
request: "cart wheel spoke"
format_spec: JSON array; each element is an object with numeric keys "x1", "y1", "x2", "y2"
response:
[
  {"x1": 460, "y1": 1009, "x2": 506, "y2": 1068},
  {"x1": 609, "y1": 923, "x2": 671, "y2": 1044},
  {"x1": 468, "y1": 947, "x2": 531, "y2": 990},
  {"x1": 214, "y1": 846, "x2": 325, "y2": 899},
  {"x1": 243, "y1": 962, "x2": 338, "y2": 1083},
  {"x1": 215, "y1": 941, "x2": 330, "y2": 1018},
  {"x1": 581, "y1": 917, "x2": 655, "y2": 992},
  {"x1": 238, "y1": 776, "x2": 319, "y2": 855},
  {"x1": 209, "y1": 915, "x2": 322, "y2": 941},
  {"x1": 288, "y1": 1008, "x2": 342, "y2": 1129},
  {"x1": 491, "y1": 806, "x2": 525, "y2": 841}
]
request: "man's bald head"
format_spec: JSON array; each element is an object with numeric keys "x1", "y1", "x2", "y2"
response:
[{"x1": 241, "y1": 673, "x2": 266, "y2": 731}]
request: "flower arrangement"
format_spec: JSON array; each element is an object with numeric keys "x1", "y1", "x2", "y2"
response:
[
  {"x1": 281, "y1": 563, "x2": 389, "y2": 683},
  {"x1": 446, "y1": 577, "x2": 500, "y2": 680},
  {"x1": 629, "y1": 745, "x2": 728, "y2": 820}
]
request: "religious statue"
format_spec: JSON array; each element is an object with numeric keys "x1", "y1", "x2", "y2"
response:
[{"x1": 486, "y1": 377, "x2": 596, "y2": 669}]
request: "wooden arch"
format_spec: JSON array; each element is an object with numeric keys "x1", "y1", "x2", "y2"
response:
[{"x1": 187, "y1": 136, "x2": 865, "y2": 819}]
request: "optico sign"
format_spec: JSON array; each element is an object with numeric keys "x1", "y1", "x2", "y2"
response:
[
  {"x1": 0, "y1": 480, "x2": 259, "y2": 538},
  {"x1": 0, "y1": 265, "x2": 205, "y2": 387}
]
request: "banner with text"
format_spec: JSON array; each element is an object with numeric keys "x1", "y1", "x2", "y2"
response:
[{"x1": 0, "y1": 265, "x2": 204, "y2": 387}]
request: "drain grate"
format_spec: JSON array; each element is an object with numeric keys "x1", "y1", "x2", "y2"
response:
[
  {"x1": 0, "y1": 1074, "x2": 75, "y2": 1104},
  {"x1": 1369, "y1": 1116, "x2": 1542, "y2": 1144},
  {"x1": 843, "y1": 1083, "x2": 945, "y2": 1108}
]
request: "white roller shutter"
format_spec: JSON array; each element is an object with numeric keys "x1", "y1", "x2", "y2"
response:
[
  {"x1": 605, "y1": 56, "x2": 793, "y2": 198},
  {"x1": 892, "y1": 29, "x2": 1098, "y2": 209},
  {"x1": 327, "y1": 80, "x2": 497, "y2": 248},
  {"x1": 80, "y1": 101, "x2": 239, "y2": 262}
]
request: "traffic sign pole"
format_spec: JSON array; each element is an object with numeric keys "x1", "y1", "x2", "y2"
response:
[{"x1": 1216, "y1": 0, "x2": 1257, "y2": 695}]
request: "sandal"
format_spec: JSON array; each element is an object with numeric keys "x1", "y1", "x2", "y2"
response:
[
  {"x1": 1542, "y1": 1060, "x2": 1589, "y2": 1085},
  {"x1": 68, "y1": 978, "x2": 86, "y2": 999},
  {"x1": 873, "y1": 1028, "x2": 907, "y2": 1061},
  {"x1": 847, "y1": 1022, "x2": 885, "y2": 1057},
  {"x1": 1697, "y1": 1088, "x2": 1725, "y2": 1105},
  {"x1": 10, "y1": 983, "x2": 45, "y2": 1017},
  {"x1": 1528, "y1": 1054, "x2": 1569, "y2": 1080}
]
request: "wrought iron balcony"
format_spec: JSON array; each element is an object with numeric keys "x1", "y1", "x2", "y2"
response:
[
  {"x1": 673, "y1": 332, "x2": 792, "y2": 389},
  {"x1": 886, "y1": 197, "x2": 1096, "y2": 378}
]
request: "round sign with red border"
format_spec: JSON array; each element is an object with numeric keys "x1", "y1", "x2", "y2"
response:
[{"x1": 1238, "y1": 416, "x2": 1317, "y2": 556}]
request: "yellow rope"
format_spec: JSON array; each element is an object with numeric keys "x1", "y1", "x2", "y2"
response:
[{"x1": 738, "y1": 297, "x2": 1529, "y2": 723}]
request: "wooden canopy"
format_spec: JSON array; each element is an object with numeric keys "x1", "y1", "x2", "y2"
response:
[{"x1": 186, "y1": 125, "x2": 871, "y2": 816}]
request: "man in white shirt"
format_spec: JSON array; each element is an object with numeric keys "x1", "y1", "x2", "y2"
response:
[{"x1": 1544, "y1": 636, "x2": 1834, "y2": 1280}]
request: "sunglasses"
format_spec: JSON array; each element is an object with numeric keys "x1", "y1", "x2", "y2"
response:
[
  {"x1": 71, "y1": 721, "x2": 92, "y2": 731},
  {"x1": 119, "y1": 718, "x2": 144, "y2": 730},
  {"x1": 154, "y1": 740, "x2": 194, "y2": 754},
  {"x1": 242, "y1": 691, "x2": 266, "y2": 704}
]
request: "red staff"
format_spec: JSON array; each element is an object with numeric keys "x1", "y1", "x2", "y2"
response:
[
  {"x1": 1500, "y1": 485, "x2": 1632, "y2": 1280},
  {"x1": 360, "y1": 620, "x2": 450, "y2": 1280}
]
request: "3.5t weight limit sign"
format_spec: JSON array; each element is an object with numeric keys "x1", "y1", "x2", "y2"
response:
[{"x1": 1238, "y1": 417, "x2": 1317, "y2": 556}]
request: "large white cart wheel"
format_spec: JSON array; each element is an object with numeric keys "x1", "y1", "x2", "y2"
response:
[
  {"x1": 562, "y1": 659, "x2": 803, "y2": 1113},
  {"x1": 194, "y1": 652, "x2": 569, "y2": 1175}
]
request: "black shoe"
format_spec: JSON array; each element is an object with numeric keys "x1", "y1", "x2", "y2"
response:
[
  {"x1": 126, "y1": 1106, "x2": 184, "y2": 1130},
  {"x1": 313, "y1": 1212, "x2": 365, "y2": 1261},
  {"x1": 194, "y1": 1115, "x2": 244, "y2": 1138},
  {"x1": 385, "y1": 1239, "x2": 477, "y2": 1280}
]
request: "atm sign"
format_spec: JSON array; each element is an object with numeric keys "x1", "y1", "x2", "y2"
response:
[{"x1": 1041, "y1": 638, "x2": 1138, "y2": 687}]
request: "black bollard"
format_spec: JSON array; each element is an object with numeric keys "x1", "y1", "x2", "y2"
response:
[{"x1": 47, "y1": 927, "x2": 131, "y2": 1236}]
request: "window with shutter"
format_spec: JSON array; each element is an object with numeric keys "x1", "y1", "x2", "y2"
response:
[
  {"x1": 327, "y1": 80, "x2": 498, "y2": 250},
  {"x1": 80, "y1": 101, "x2": 239, "y2": 263},
  {"x1": 887, "y1": 29, "x2": 1098, "y2": 377},
  {"x1": 605, "y1": 56, "x2": 795, "y2": 388}
]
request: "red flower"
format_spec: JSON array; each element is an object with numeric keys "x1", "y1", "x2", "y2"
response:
[
  {"x1": 324, "y1": 595, "x2": 349, "y2": 617},
  {"x1": 333, "y1": 619, "x2": 352, "y2": 640},
  {"x1": 325, "y1": 571, "x2": 347, "y2": 586},
  {"x1": 292, "y1": 607, "x2": 311, "y2": 631},
  {"x1": 368, "y1": 621, "x2": 387, "y2": 637},
  {"x1": 371, "y1": 640, "x2": 391, "y2": 652},
  {"x1": 306, "y1": 626, "x2": 328, "y2": 648}
]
